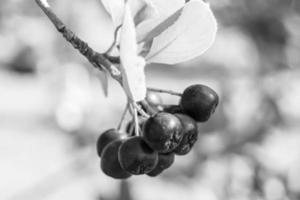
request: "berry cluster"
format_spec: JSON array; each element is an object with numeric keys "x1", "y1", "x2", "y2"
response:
[{"x1": 96, "y1": 84, "x2": 219, "y2": 179}]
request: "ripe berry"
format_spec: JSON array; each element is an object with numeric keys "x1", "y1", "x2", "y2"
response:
[
  {"x1": 96, "y1": 129, "x2": 124, "y2": 157},
  {"x1": 143, "y1": 112, "x2": 183, "y2": 153},
  {"x1": 100, "y1": 139, "x2": 131, "y2": 179},
  {"x1": 180, "y1": 84, "x2": 219, "y2": 122},
  {"x1": 173, "y1": 114, "x2": 198, "y2": 155},
  {"x1": 163, "y1": 105, "x2": 183, "y2": 114},
  {"x1": 147, "y1": 153, "x2": 175, "y2": 177},
  {"x1": 118, "y1": 136, "x2": 158, "y2": 175},
  {"x1": 146, "y1": 91, "x2": 163, "y2": 107}
]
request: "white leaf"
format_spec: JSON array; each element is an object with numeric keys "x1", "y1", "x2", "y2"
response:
[
  {"x1": 100, "y1": 0, "x2": 157, "y2": 27},
  {"x1": 130, "y1": 0, "x2": 158, "y2": 26},
  {"x1": 136, "y1": 0, "x2": 185, "y2": 42},
  {"x1": 100, "y1": 0, "x2": 125, "y2": 27},
  {"x1": 145, "y1": 0, "x2": 217, "y2": 64},
  {"x1": 120, "y1": 3, "x2": 147, "y2": 102}
]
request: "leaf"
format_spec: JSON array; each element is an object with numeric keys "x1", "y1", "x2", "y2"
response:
[
  {"x1": 136, "y1": 0, "x2": 185, "y2": 42},
  {"x1": 100, "y1": 0, "x2": 157, "y2": 27},
  {"x1": 100, "y1": 0, "x2": 125, "y2": 27},
  {"x1": 131, "y1": 0, "x2": 158, "y2": 26},
  {"x1": 119, "y1": 2, "x2": 147, "y2": 102},
  {"x1": 145, "y1": 0, "x2": 217, "y2": 64},
  {"x1": 138, "y1": 7, "x2": 183, "y2": 43}
]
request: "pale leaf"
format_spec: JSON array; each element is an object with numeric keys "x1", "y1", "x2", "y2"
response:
[
  {"x1": 120, "y1": 3, "x2": 147, "y2": 102},
  {"x1": 100, "y1": 0, "x2": 157, "y2": 27},
  {"x1": 101, "y1": 0, "x2": 124, "y2": 27},
  {"x1": 136, "y1": 0, "x2": 185, "y2": 42},
  {"x1": 145, "y1": 0, "x2": 217, "y2": 64}
]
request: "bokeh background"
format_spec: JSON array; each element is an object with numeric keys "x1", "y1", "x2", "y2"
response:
[{"x1": 1, "y1": 0, "x2": 300, "y2": 199}]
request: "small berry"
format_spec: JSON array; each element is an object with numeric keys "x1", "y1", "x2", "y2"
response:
[
  {"x1": 180, "y1": 84, "x2": 219, "y2": 122},
  {"x1": 100, "y1": 139, "x2": 131, "y2": 179},
  {"x1": 146, "y1": 91, "x2": 163, "y2": 107},
  {"x1": 118, "y1": 136, "x2": 158, "y2": 175},
  {"x1": 173, "y1": 114, "x2": 198, "y2": 155},
  {"x1": 96, "y1": 129, "x2": 124, "y2": 157},
  {"x1": 143, "y1": 112, "x2": 183, "y2": 153},
  {"x1": 147, "y1": 153, "x2": 175, "y2": 177},
  {"x1": 163, "y1": 105, "x2": 183, "y2": 114}
]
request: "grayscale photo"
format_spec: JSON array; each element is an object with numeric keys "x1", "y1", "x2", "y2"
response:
[{"x1": 0, "y1": 0, "x2": 299, "y2": 200}]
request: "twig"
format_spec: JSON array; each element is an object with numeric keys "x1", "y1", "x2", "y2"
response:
[
  {"x1": 105, "y1": 25, "x2": 122, "y2": 55},
  {"x1": 133, "y1": 105, "x2": 140, "y2": 136},
  {"x1": 35, "y1": 0, "x2": 122, "y2": 83},
  {"x1": 139, "y1": 100, "x2": 157, "y2": 116},
  {"x1": 147, "y1": 87, "x2": 182, "y2": 96}
]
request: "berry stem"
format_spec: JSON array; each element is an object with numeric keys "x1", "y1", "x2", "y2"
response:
[
  {"x1": 147, "y1": 87, "x2": 182, "y2": 96},
  {"x1": 105, "y1": 25, "x2": 122, "y2": 56},
  {"x1": 34, "y1": 0, "x2": 122, "y2": 83},
  {"x1": 133, "y1": 105, "x2": 140, "y2": 136},
  {"x1": 139, "y1": 100, "x2": 157, "y2": 116},
  {"x1": 133, "y1": 103, "x2": 150, "y2": 118},
  {"x1": 117, "y1": 103, "x2": 129, "y2": 131}
]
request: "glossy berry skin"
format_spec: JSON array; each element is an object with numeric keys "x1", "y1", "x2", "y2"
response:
[
  {"x1": 101, "y1": 139, "x2": 131, "y2": 179},
  {"x1": 147, "y1": 153, "x2": 175, "y2": 177},
  {"x1": 96, "y1": 129, "x2": 124, "y2": 157},
  {"x1": 143, "y1": 112, "x2": 183, "y2": 153},
  {"x1": 146, "y1": 91, "x2": 163, "y2": 107},
  {"x1": 118, "y1": 136, "x2": 158, "y2": 175},
  {"x1": 180, "y1": 84, "x2": 219, "y2": 122},
  {"x1": 173, "y1": 114, "x2": 198, "y2": 155},
  {"x1": 163, "y1": 105, "x2": 183, "y2": 114}
]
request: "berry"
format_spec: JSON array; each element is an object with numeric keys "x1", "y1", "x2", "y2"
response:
[
  {"x1": 96, "y1": 129, "x2": 124, "y2": 157},
  {"x1": 173, "y1": 114, "x2": 198, "y2": 155},
  {"x1": 143, "y1": 112, "x2": 183, "y2": 153},
  {"x1": 118, "y1": 136, "x2": 158, "y2": 175},
  {"x1": 163, "y1": 105, "x2": 183, "y2": 114},
  {"x1": 147, "y1": 153, "x2": 175, "y2": 177},
  {"x1": 180, "y1": 84, "x2": 219, "y2": 122},
  {"x1": 100, "y1": 139, "x2": 131, "y2": 179},
  {"x1": 146, "y1": 91, "x2": 163, "y2": 107},
  {"x1": 141, "y1": 92, "x2": 163, "y2": 113}
]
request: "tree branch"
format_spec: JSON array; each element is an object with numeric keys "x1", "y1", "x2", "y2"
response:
[
  {"x1": 147, "y1": 87, "x2": 182, "y2": 96},
  {"x1": 35, "y1": 0, "x2": 122, "y2": 84}
]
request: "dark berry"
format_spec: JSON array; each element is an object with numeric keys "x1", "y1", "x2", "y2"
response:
[
  {"x1": 173, "y1": 114, "x2": 198, "y2": 155},
  {"x1": 147, "y1": 153, "x2": 175, "y2": 177},
  {"x1": 143, "y1": 112, "x2": 183, "y2": 153},
  {"x1": 100, "y1": 139, "x2": 131, "y2": 179},
  {"x1": 163, "y1": 105, "x2": 183, "y2": 114},
  {"x1": 180, "y1": 84, "x2": 219, "y2": 122},
  {"x1": 118, "y1": 136, "x2": 158, "y2": 175},
  {"x1": 96, "y1": 129, "x2": 124, "y2": 157}
]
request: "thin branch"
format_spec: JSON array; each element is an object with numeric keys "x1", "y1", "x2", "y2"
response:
[
  {"x1": 147, "y1": 87, "x2": 182, "y2": 96},
  {"x1": 105, "y1": 24, "x2": 122, "y2": 55},
  {"x1": 133, "y1": 105, "x2": 140, "y2": 136},
  {"x1": 35, "y1": 0, "x2": 122, "y2": 83},
  {"x1": 133, "y1": 102, "x2": 150, "y2": 118},
  {"x1": 139, "y1": 100, "x2": 157, "y2": 116}
]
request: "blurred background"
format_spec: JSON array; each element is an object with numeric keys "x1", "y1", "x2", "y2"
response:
[{"x1": 0, "y1": 0, "x2": 300, "y2": 199}]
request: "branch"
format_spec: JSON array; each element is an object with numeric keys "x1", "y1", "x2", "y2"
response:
[
  {"x1": 35, "y1": 0, "x2": 122, "y2": 83},
  {"x1": 147, "y1": 87, "x2": 182, "y2": 96}
]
